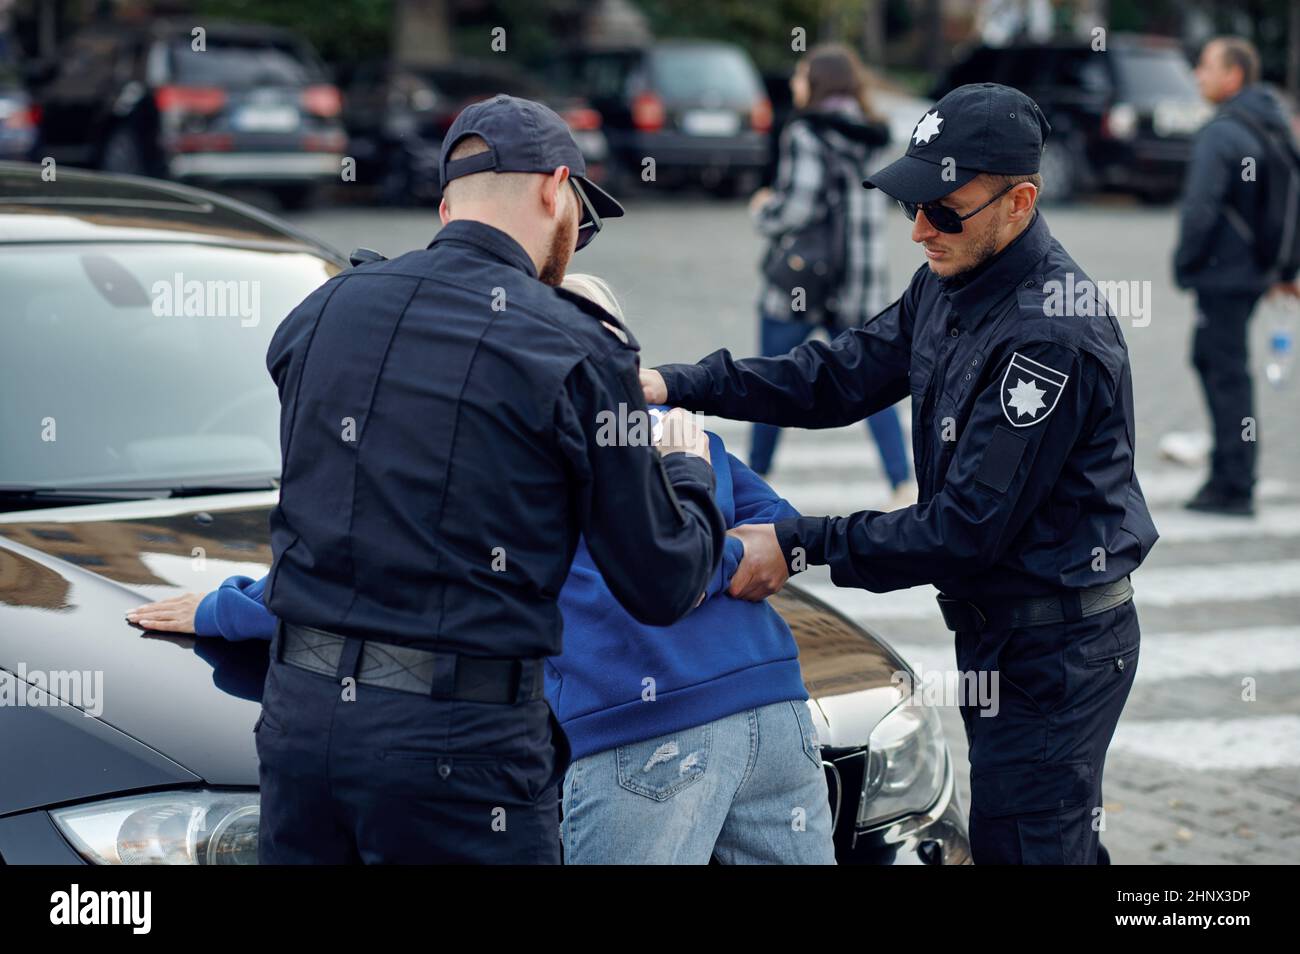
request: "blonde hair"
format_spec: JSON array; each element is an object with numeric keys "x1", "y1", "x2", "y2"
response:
[{"x1": 561, "y1": 273, "x2": 624, "y2": 320}]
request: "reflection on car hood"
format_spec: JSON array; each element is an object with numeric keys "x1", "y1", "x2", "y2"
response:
[
  {"x1": 0, "y1": 492, "x2": 280, "y2": 787},
  {"x1": 0, "y1": 493, "x2": 914, "y2": 781}
]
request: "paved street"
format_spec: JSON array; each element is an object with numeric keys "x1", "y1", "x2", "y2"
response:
[{"x1": 279, "y1": 193, "x2": 1300, "y2": 864}]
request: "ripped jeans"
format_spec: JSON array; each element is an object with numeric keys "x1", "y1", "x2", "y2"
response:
[{"x1": 560, "y1": 700, "x2": 837, "y2": 864}]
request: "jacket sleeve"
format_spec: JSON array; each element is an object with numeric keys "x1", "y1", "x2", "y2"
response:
[
  {"x1": 754, "y1": 121, "x2": 826, "y2": 238},
  {"x1": 773, "y1": 341, "x2": 1101, "y2": 592},
  {"x1": 728, "y1": 452, "x2": 801, "y2": 525},
  {"x1": 655, "y1": 271, "x2": 920, "y2": 428},
  {"x1": 194, "y1": 575, "x2": 276, "y2": 642},
  {"x1": 1174, "y1": 120, "x2": 1238, "y2": 283},
  {"x1": 699, "y1": 535, "x2": 747, "y2": 601},
  {"x1": 555, "y1": 354, "x2": 726, "y2": 626}
]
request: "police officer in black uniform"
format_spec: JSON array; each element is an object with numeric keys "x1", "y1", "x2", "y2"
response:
[
  {"x1": 642, "y1": 84, "x2": 1159, "y2": 864},
  {"x1": 257, "y1": 95, "x2": 725, "y2": 864}
]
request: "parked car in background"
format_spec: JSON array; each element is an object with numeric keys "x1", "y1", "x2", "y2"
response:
[
  {"x1": 0, "y1": 162, "x2": 968, "y2": 866},
  {"x1": 28, "y1": 20, "x2": 346, "y2": 208},
  {"x1": 342, "y1": 60, "x2": 607, "y2": 205},
  {"x1": 551, "y1": 40, "x2": 771, "y2": 196},
  {"x1": 0, "y1": 44, "x2": 38, "y2": 161},
  {"x1": 933, "y1": 33, "x2": 1210, "y2": 203}
]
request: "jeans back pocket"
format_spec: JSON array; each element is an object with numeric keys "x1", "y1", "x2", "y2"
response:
[{"x1": 615, "y1": 723, "x2": 712, "y2": 802}]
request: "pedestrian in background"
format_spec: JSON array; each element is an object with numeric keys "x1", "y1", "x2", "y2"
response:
[
  {"x1": 1175, "y1": 36, "x2": 1300, "y2": 517},
  {"x1": 749, "y1": 44, "x2": 916, "y2": 508}
]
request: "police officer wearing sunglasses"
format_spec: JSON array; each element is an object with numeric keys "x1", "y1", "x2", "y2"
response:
[
  {"x1": 256, "y1": 95, "x2": 725, "y2": 863},
  {"x1": 643, "y1": 83, "x2": 1159, "y2": 864}
]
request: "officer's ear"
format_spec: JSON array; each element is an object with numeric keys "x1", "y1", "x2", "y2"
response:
[
  {"x1": 438, "y1": 196, "x2": 451, "y2": 226},
  {"x1": 1007, "y1": 182, "x2": 1038, "y2": 223},
  {"x1": 540, "y1": 166, "x2": 570, "y2": 221}
]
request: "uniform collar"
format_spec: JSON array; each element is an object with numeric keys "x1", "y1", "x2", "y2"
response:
[
  {"x1": 939, "y1": 210, "x2": 1052, "y2": 329},
  {"x1": 429, "y1": 219, "x2": 538, "y2": 279}
]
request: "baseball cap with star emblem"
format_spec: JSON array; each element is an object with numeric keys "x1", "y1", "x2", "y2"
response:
[{"x1": 863, "y1": 83, "x2": 1051, "y2": 203}]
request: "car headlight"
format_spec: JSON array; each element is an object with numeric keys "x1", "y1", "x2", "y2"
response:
[
  {"x1": 857, "y1": 698, "x2": 946, "y2": 828},
  {"x1": 1105, "y1": 102, "x2": 1139, "y2": 140},
  {"x1": 50, "y1": 790, "x2": 259, "y2": 865}
]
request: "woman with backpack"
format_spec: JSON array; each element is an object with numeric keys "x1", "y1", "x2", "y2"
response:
[{"x1": 750, "y1": 44, "x2": 916, "y2": 508}]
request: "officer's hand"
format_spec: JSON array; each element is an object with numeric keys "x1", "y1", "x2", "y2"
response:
[
  {"x1": 726, "y1": 524, "x2": 789, "y2": 601},
  {"x1": 654, "y1": 408, "x2": 710, "y2": 463},
  {"x1": 126, "y1": 593, "x2": 202, "y2": 633},
  {"x1": 640, "y1": 368, "x2": 667, "y2": 405}
]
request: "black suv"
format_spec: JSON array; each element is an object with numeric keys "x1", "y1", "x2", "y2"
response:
[
  {"x1": 551, "y1": 40, "x2": 770, "y2": 196},
  {"x1": 30, "y1": 20, "x2": 346, "y2": 208},
  {"x1": 933, "y1": 34, "x2": 1210, "y2": 203}
]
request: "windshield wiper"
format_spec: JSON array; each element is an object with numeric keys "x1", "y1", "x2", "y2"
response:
[{"x1": 0, "y1": 476, "x2": 279, "y2": 501}]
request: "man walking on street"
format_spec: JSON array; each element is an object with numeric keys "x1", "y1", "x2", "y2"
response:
[{"x1": 1176, "y1": 36, "x2": 1300, "y2": 516}]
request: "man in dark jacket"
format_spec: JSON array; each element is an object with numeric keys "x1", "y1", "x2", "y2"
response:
[
  {"x1": 253, "y1": 96, "x2": 725, "y2": 864},
  {"x1": 1174, "y1": 36, "x2": 1300, "y2": 515}
]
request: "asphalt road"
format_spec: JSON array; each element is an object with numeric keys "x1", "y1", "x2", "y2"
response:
[{"x1": 278, "y1": 193, "x2": 1300, "y2": 864}]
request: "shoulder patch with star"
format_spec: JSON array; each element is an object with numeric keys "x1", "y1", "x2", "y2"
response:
[{"x1": 1000, "y1": 352, "x2": 1068, "y2": 426}]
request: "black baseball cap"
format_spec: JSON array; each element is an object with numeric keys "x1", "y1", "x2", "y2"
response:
[
  {"x1": 440, "y1": 94, "x2": 625, "y2": 221},
  {"x1": 864, "y1": 83, "x2": 1051, "y2": 203}
]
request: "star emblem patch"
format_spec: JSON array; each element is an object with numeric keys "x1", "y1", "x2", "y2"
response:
[
  {"x1": 912, "y1": 110, "x2": 944, "y2": 146},
  {"x1": 999, "y1": 352, "x2": 1068, "y2": 426}
]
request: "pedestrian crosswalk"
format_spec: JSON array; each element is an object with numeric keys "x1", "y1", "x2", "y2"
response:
[{"x1": 709, "y1": 415, "x2": 1300, "y2": 782}]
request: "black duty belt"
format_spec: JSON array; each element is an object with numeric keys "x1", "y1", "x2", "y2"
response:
[
  {"x1": 277, "y1": 622, "x2": 545, "y2": 704},
  {"x1": 935, "y1": 577, "x2": 1134, "y2": 633}
]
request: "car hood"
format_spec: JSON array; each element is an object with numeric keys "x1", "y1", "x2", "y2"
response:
[
  {"x1": 0, "y1": 492, "x2": 280, "y2": 789},
  {"x1": 0, "y1": 492, "x2": 912, "y2": 781}
]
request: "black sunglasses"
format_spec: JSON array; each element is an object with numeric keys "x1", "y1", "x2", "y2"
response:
[
  {"x1": 571, "y1": 179, "x2": 602, "y2": 251},
  {"x1": 898, "y1": 182, "x2": 1017, "y2": 234}
]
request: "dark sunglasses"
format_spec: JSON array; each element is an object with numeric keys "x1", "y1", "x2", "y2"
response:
[
  {"x1": 571, "y1": 179, "x2": 602, "y2": 251},
  {"x1": 898, "y1": 182, "x2": 1016, "y2": 234}
]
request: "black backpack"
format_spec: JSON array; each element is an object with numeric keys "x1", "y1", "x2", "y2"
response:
[
  {"x1": 761, "y1": 123, "x2": 849, "y2": 316},
  {"x1": 1223, "y1": 108, "x2": 1300, "y2": 281}
]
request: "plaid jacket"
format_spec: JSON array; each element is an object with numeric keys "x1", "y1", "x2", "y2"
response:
[{"x1": 756, "y1": 106, "x2": 890, "y2": 331}]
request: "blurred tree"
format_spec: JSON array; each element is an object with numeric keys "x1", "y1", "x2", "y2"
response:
[
  {"x1": 630, "y1": 0, "x2": 867, "y2": 72},
  {"x1": 195, "y1": 0, "x2": 395, "y2": 65}
]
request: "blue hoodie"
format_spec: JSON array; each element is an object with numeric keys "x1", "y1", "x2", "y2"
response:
[{"x1": 194, "y1": 431, "x2": 807, "y2": 761}]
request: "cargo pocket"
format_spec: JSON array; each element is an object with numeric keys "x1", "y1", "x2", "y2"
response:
[
  {"x1": 615, "y1": 723, "x2": 711, "y2": 801},
  {"x1": 971, "y1": 761, "x2": 1095, "y2": 864}
]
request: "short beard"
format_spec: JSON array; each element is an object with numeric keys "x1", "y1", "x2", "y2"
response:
[
  {"x1": 538, "y1": 214, "x2": 577, "y2": 287},
  {"x1": 949, "y1": 215, "x2": 1003, "y2": 280}
]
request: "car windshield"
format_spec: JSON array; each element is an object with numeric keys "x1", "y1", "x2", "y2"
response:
[
  {"x1": 1114, "y1": 51, "x2": 1198, "y2": 99},
  {"x1": 1, "y1": 243, "x2": 337, "y2": 495},
  {"x1": 650, "y1": 46, "x2": 760, "y2": 103},
  {"x1": 169, "y1": 38, "x2": 322, "y2": 88}
]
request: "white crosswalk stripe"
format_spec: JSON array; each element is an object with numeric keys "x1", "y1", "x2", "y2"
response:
[
  {"x1": 891, "y1": 626, "x2": 1300, "y2": 685},
  {"x1": 766, "y1": 472, "x2": 1293, "y2": 518},
  {"x1": 798, "y1": 557, "x2": 1300, "y2": 621},
  {"x1": 1109, "y1": 716, "x2": 1300, "y2": 771}
]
